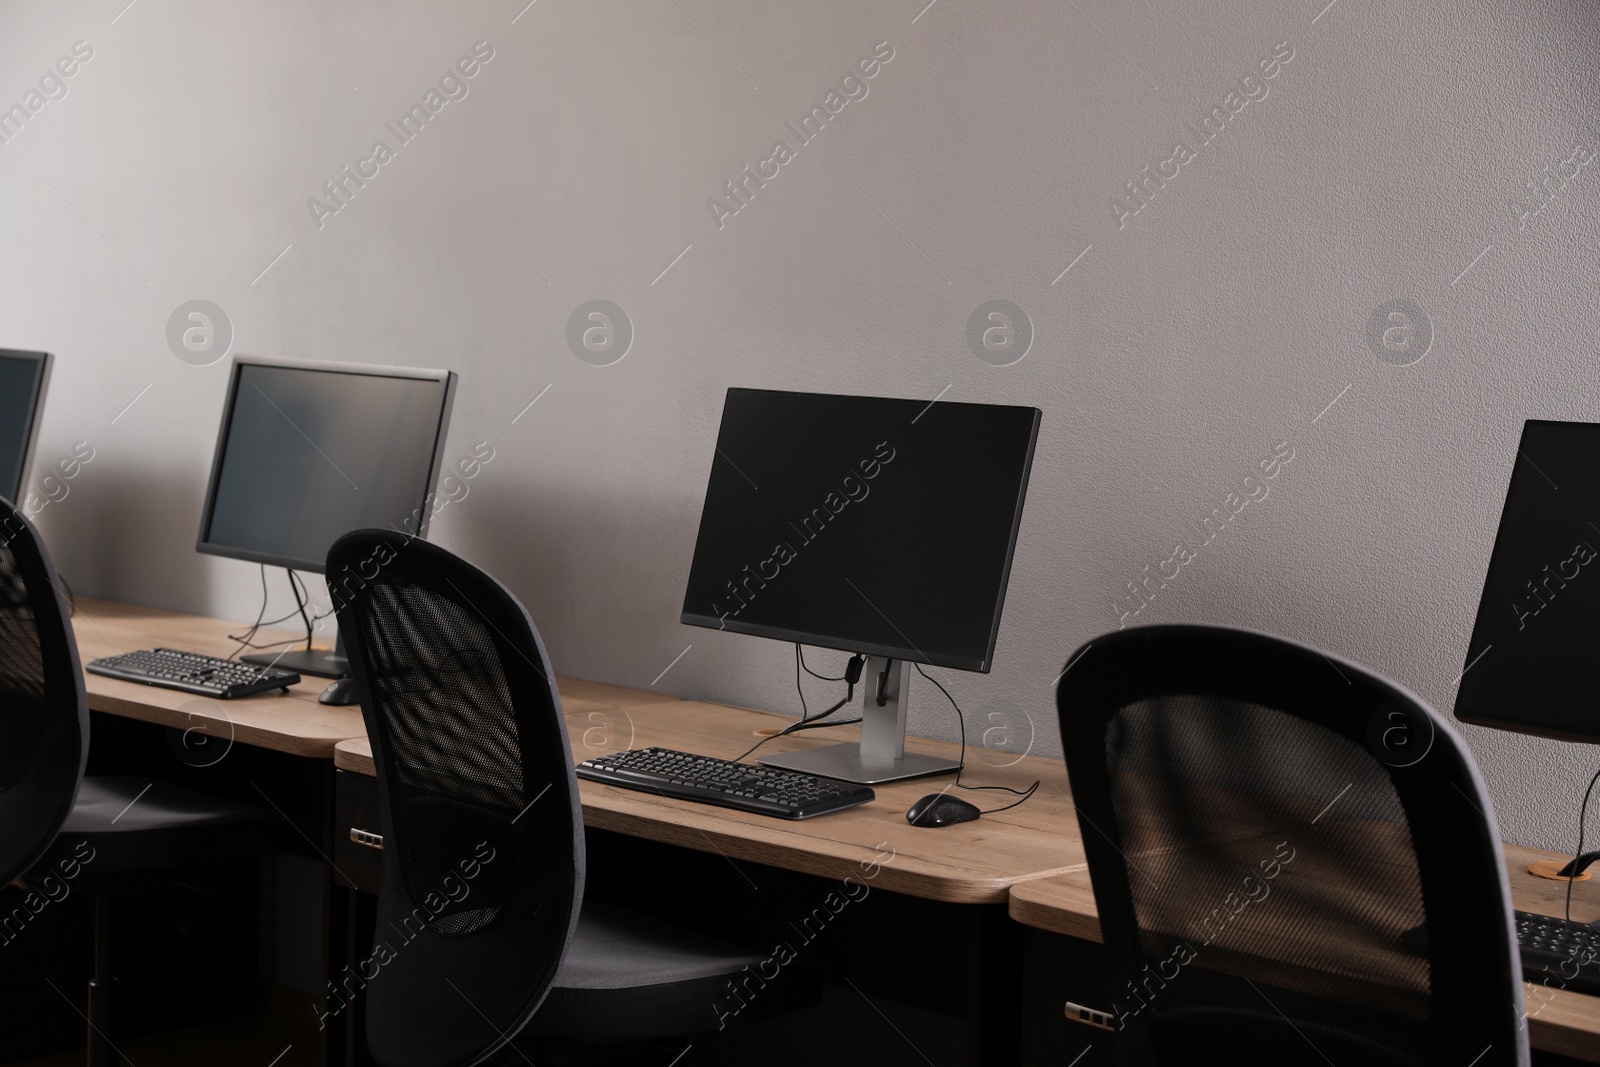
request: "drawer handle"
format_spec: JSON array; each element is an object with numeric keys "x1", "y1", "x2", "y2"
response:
[
  {"x1": 349, "y1": 828, "x2": 383, "y2": 850},
  {"x1": 1064, "y1": 1001, "x2": 1115, "y2": 1031}
]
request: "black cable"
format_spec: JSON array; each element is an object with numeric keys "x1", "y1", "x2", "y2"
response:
[
  {"x1": 241, "y1": 604, "x2": 315, "y2": 632},
  {"x1": 230, "y1": 600, "x2": 318, "y2": 643},
  {"x1": 734, "y1": 687, "x2": 854, "y2": 761},
  {"x1": 229, "y1": 630, "x2": 315, "y2": 652},
  {"x1": 734, "y1": 646, "x2": 862, "y2": 762},
  {"x1": 226, "y1": 565, "x2": 274, "y2": 659},
  {"x1": 228, "y1": 567, "x2": 333, "y2": 656},
  {"x1": 799, "y1": 646, "x2": 846, "y2": 682},
  {"x1": 733, "y1": 731, "x2": 777, "y2": 764},
  {"x1": 914, "y1": 663, "x2": 1040, "y2": 814},
  {"x1": 1567, "y1": 762, "x2": 1600, "y2": 923},
  {"x1": 791, "y1": 654, "x2": 862, "y2": 730},
  {"x1": 972, "y1": 779, "x2": 1040, "y2": 814},
  {"x1": 785, "y1": 717, "x2": 862, "y2": 733},
  {"x1": 794, "y1": 643, "x2": 809, "y2": 720},
  {"x1": 287, "y1": 569, "x2": 314, "y2": 651}
]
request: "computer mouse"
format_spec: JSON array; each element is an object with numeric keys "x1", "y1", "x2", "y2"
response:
[
  {"x1": 319, "y1": 677, "x2": 361, "y2": 706},
  {"x1": 906, "y1": 792, "x2": 981, "y2": 828}
]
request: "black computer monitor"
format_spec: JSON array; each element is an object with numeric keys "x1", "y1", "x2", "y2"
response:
[
  {"x1": 0, "y1": 349, "x2": 52, "y2": 506},
  {"x1": 197, "y1": 356, "x2": 456, "y2": 676},
  {"x1": 1455, "y1": 419, "x2": 1600, "y2": 745},
  {"x1": 680, "y1": 387, "x2": 1041, "y2": 783}
]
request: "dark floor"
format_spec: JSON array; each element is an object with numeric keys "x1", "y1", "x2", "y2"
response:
[
  {"x1": 3, "y1": 984, "x2": 964, "y2": 1067},
  {"x1": 7, "y1": 988, "x2": 319, "y2": 1067},
  {"x1": 7, "y1": 986, "x2": 1594, "y2": 1067}
]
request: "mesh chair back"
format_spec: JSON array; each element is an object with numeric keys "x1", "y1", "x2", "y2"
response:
[
  {"x1": 329, "y1": 531, "x2": 582, "y2": 1067},
  {"x1": 0, "y1": 500, "x2": 87, "y2": 887},
  {"x1": 1057, "y1": 625, "x2": 1527, "y2": 1067}
]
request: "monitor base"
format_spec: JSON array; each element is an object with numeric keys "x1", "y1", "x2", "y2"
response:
[
  {"x1": 242, "y1": 647, "x2": 348, "y2": 679},
  {"x1": 758, "y1": 743, "x2": 959, "y2": 786}
]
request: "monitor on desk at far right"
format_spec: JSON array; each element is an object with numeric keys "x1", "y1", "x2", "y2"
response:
[
  {"x1": 1454, "y1": 419, "x2": 1600, "y2": 745},
  {"x1": 0, "y1": 349, "x2": 51, "y2": 506}
]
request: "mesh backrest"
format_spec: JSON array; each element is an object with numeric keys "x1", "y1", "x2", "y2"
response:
[
  {"x1": 0, "y1": 536, "x2": 46, "y2": 791},
  {"x1": 1057, "y1": 625, "x2": 1528, "y2": 1067},
  {"x1": 0, "y1": 501, "x2": 88, "y2": 886},
  {"x1": 360, "y1": 576, "x2": 536, "y2": 935},
  {"x1": 330, "y1": 531, "x2": 583, "y2": 1067}
]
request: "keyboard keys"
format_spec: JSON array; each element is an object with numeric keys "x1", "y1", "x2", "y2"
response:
[
  {"x1": 576, "y1": 746, "x2": 874, "y2": 820},
  {"x1": 86, "y1": 648, "x2": 301, "y2": 699},
  {"x1": 1516, "y1": 910, "x2": 1600, "y2": 994}
]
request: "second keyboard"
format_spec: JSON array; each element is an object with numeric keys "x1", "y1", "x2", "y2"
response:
[
  {"x1": 576, "y1": 746, "x2": 874, "y2": 819},
  {"x1": 1518, "y1": 909, "x2": 1600, "y2": 995},
  {"x1": 86, "y1": 647, "x2": 301, "y2": 699}
]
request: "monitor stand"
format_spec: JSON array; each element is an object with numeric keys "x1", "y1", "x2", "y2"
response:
[
  {"x1": 243, "y1": 632, "x2": 348, "y2": 679},
  {"x1": 757, "y1": 657, "x2": 961, "y2": 785}
]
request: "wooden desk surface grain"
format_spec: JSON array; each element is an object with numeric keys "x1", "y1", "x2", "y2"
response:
[
  {"x1": 1008, "y1": 841, "x2": 1600, "y2": 1060},
  {"x1": 335, "y1": 698, "x2": 1087, "y2": 905},
  {"x1": 72, "y1": 597, "x2": 671, "y2": 760}
]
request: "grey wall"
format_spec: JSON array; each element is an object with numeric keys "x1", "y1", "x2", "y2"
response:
[{"x1": 4, "y1": 0, "x2": 1598, "y2": 851}]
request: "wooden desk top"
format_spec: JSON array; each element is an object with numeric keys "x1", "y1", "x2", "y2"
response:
[
  {"x1": 78, "y1": 596, "x2": 1084, "y2": 905},
  {"x1": 335, "y1": 699, "x2": 1087, "y2": 905},
  {"x1": 1008, "y1": 841, "x2": 1600, "y2": 1060},
  {"x1": 73, "y1": 597, "x2": 671, "y2": 760}
]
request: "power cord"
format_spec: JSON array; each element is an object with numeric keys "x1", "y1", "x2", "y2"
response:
[
  {"x1": 913, "y1": 663, "x2": 1039, "y2": 815},
  {"x1": 228, "y1": 566, "x2": 332, "y2": 657},
  {"x1": 1566, "y1": 761, "x2": 1600, "y2": 923},
  {"x1": 287, "y1": 568, "x2": 314, "y2": 651},
  {"x1": 227, "y1": 565, "x2": 274, "y2": 659},
  {"x1": 799, "y1": 646, "x2": 847, "y2": 682},
  {"x1": 735, "y1": 646, "x2": 864, "y2": 762},
  {"x1": 795, "y1": 641, "x2": 810, "y2": 719}
]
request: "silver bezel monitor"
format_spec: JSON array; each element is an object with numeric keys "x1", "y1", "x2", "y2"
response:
[{"x1": 195, "y1": 355, "x2": 457, "y2": 574}]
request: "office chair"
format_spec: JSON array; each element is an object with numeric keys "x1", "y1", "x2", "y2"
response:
[
  {"x1": 1056, "y1": 624, "x2": 1528, "y2": 1067},
  {"x1": 0, "y1": 500, "x2": 284, "y2": 1066},
  {"x1": 327, "y1": 530, "x2": 820, "y2": 1067}
]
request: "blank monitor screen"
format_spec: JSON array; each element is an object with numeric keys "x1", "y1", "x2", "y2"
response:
[
  {"x1": 0, "y1": 350, "x2": 50, "y2": 504},
  {"x1": 1455, "y1": 419, "x2": 1600, "y2": 743},
  {"x1": 197, "y1": 359, "x2": 455, "y2": 573},
  {"x1": 680, "y1": 388, "x2": 1041, "y2": 673}
]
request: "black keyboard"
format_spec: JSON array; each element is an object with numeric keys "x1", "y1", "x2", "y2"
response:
[
  {"x1": 86, "y1": 648, "x2": 301, "y2": 699},
  {"x1": 1517, "y1": 910, "x2": 1600, "y2": 995},
  {"x1": 1402, "y1": 911, "x2": 1600, "y2": 995},
  {"x1": 576, "y1": 747, "x2": 874, "y2": 820}
]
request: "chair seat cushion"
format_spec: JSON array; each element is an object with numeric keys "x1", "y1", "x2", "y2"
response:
[
  {"x1": 524, "y1": 902, "x2": 821, "y2": 1042},
  {"x1": 28, "y1": 776, "x2": 283, "y2": 889}
]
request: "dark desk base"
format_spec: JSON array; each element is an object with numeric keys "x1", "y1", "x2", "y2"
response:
[
  {"x1": 1016, "y1": 926, "x2": 1597, "y2": 1067},
  {"x1": 0, "y1": 864, "x2": 263, "y2": 1062},
  {"x1": 73, "y1": 712, "x2": 352, "y2": 1067}
]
